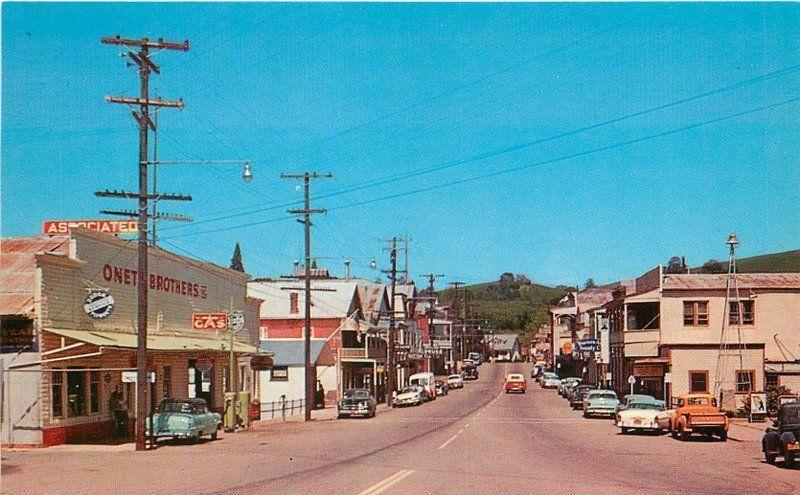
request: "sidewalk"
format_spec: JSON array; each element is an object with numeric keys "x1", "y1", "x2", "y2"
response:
[{"x1": 729, "y1": 418, "x2": 769, "y2": 442}]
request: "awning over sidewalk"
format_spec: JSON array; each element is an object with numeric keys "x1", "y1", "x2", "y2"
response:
[{"x1": 44, "y1": 328, "x2": 258, "y2": 353}]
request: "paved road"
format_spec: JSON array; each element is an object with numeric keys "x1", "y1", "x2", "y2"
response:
[{"x1": 4, "y1": 363, "x2": 800, "y2": 494}]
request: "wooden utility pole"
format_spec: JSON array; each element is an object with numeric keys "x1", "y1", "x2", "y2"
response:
[
  {"x1": 282, "y1": 172, "x2": 331, "y2": 421},
  {"x1": 99, "y1": 35, "x2": 189, "y2": 452},
  {"x1": 449, "y1": 281, "x2": 466, "y2": 367},
  {"x1": 419, "y1": 273, "x2": 443, "y2": 373},
  {"x1": 380, "y1": 237, "x2": 407, "y2": 405}
]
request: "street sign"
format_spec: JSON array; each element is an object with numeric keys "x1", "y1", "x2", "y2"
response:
[
  {"x1": 251, "y1": 355, "x2": 274, "y2": 371},
  {"x1": 228, "y1": 311, "x2": 245, "y2": 332},
  {"x1": 627, "y1": 375, "x2": 636, "y2": 385},
  {"x1": 84, "y1": 290, "x2": 115, "y2": 319},
  {"x1": 121, "y1": 371, "x2": 155, "y2": 383},
  {"x1": 192, "y1": 313, "x2": 228, "y2": 331}
]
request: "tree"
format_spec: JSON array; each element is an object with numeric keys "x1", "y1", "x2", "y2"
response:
[
  {"x1": 665, "y1": 256, "x2": 687, "y2": 274},
  {"x1": 229, "y1": 242, "x2": 245, "y2": 273},
  {"x1": 701, "y1": 259, "x2": 725, "y2": 274},
  {"x1": 584, "y1": 278, "x2": 597, "y2": 289},
  {"x1": 499, "y1": 272, "x2": 516, "y2": 286}
]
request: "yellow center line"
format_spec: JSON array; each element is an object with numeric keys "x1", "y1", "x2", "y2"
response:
[{"x1": 437, "y1": 433, "x2": 461, "y2": 450}]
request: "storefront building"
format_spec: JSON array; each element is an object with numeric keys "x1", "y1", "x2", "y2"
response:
[{"x1": 1, "y1": 228, "x2": 259, "y2": 447}]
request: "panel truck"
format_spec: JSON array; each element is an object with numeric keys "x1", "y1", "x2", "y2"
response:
[{"x1": 669, "y1": 394, "x2": 729, "y2": 441}]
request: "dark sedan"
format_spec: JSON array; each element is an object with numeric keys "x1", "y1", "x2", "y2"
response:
[
  {"x1": 570, "y1": 385, "x2": 596, "y2": 410},
  {"x1": 337, "y1": 388, "x2": 377, "y2": 419}
]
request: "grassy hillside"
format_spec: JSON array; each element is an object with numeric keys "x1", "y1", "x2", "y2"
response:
[
  {"x1": 693, "y1": 249, "x2": 800, "y2": 273},
  {"x1": 440, "y1": 275, "x2": 568, "y2": 343}
]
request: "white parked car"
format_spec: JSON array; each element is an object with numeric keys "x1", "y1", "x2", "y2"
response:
[
  {"x1": 541, "y1": 372, "x2": 561, "y2": 389},
  {"x1": 496, "y1": 352, "x2": 511, "y2": 362},
  {"x1": 616, "y1": 400, "x2": 672, "y2": 434},
  {"x1": 409, "y1": 372, "x2": 437, "y2": 400},
  {"x1": 447, "y1": 374, "x2": 464, "y2": 389},
  {"x1": 393, "y1": 386, "x2": 425, "y2": 407}
]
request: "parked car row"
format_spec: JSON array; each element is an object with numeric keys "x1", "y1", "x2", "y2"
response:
[
  {"x1": 535, "y1": 369, "x2": 730, "y2": 443},
  {"x1": 338, "y1": 366, "x2": 480, "y2": 419}
]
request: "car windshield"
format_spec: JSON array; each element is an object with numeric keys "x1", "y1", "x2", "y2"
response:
[
  {"x1": 400, "y1": 387, "x2": 419, "y2": 394},
  {"x1": 448, "y1": 375, "x2": 461, "y2": 380},
  {"x1": 159, "y1": 400, "x2": 197, "y2": 414},
  {"x1": 590, "y1": 393, "x2": 616, "y2": 400},
  {"x1": 543, "y1": 373, "x2": 558, "y2": 379},
  {"x1": 687, "y1": 397, "x2": 710, "y2": 406},
  {"x1": 343, "y1": 389, "x2": 369, "y2": 399},
  {"x1": 628, "y1": 402, "x2": 662, "y2": 411}
]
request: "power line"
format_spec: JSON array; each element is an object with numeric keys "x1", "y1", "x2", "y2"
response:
[
  {"x1": 155, "y1": 63, "x2": 800, "y2": 234},
  {"x1": 160, "y1": 95, "x2": 800, "y2": 240}
]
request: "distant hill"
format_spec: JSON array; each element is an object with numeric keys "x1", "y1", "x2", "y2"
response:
[
  {"x1": 439, "y1": 274, "x2": 568, "y2": 342},
  {"x1": 693, "y1": 249, "x2": 800, "y2": 274}
]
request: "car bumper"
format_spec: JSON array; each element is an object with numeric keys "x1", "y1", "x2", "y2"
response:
[
  {"x1": 146, "y1": 428, "x2": 199, "y2": 438},
  {"x1": 506, "y1": 387, "x2": 525, "y2": 393},
  {"x1": 617, "y1": 420, "x2": 659, "y2": 430},
  {"x1": 586, "y1": 408, "x2": 616, "y2": 416},
  {"x1": 338, "y1": 407, "x2": 371, "y2": 416},
  {"x1": 394, "y1": 398, "x2": 421, "y2": 406}
]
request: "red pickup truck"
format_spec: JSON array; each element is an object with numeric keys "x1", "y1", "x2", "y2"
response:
[
  {"x1": 670, "y1": 393, "x2": 729, "y2": 441},
  {"x1": 505, "y1": 374, "x2": 527, "y2": 394}
]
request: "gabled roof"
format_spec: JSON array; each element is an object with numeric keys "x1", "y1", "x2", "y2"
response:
[
  {"x1": 258, "y1": 339, "x2": 328, "y2": 366},
  {"x1": 663, "y1": 273, "x2": 800, "y2": 290},
  {"x1": 484, "y1": 333, "x2": 520, "y2": 351},
  {"x1": 1, "y1": 236, "x2": 70, "y2": 315},
  {"x1": 248, "y1": 279, "x2": 362, "y2": 320}
]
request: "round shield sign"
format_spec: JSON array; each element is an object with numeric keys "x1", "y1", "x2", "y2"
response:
[
  {"x1": 228, "y1": 311, "x2": 245, "y2": 332},
  {"x1": 84, "y1": 290, "x2": 115, "y2": 319}
]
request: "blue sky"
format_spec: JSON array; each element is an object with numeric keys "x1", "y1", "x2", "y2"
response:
[{"x1": 3, "y1": 3, "x2": 799, "y2": 288}]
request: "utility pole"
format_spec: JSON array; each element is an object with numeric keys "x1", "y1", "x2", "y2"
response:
[
  {"x1": 449, "y1": 281, "x2": 465, "y2": 369},
  {"x1": 282, "y1": 172, "x2": 331, "y2": 421},
  {"x1": 99, "y1": 34, "x2": 189, "y2": 452},
  {"x1": 419, "y1": 273, "x2": 443, "y2": 373},
  {"x1": 380, "y1": 237, "x2": 406, "y2": 406}
]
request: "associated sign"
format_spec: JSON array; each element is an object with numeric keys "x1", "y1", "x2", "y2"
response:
[
  {"x1": 83, "y1": 290, "x2": 115, "y2": 319},
  {"x1": 192, "y1": 313, "x2": 228, "y2": 331},
  {"x1": 43, "y1": 220, "x2": 138, "y2": 236}
]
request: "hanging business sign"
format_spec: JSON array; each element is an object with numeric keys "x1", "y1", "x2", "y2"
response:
[
  {"x1": 43, "y1": 220, "x2": 138, "y2": 236},
  {"x1": 192, "y1": 313, "x2": 228, "y2": 331},
  {"x1": 251, "y1": 355, "x2": 274, "y2": 371},
  {"x1": 228, "y1": 311, "x2": 245, "y2": 332},
  {"x1": 84, "y1": 290, "x2": 115, "y2": 319}
]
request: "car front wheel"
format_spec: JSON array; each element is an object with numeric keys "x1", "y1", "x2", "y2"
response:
[
  {"x1": 211, "y1": 430, "x2": 218, "y2": 440},
  {"x1": 765, "y1": 453, "x2": 776, "y2": 465}
]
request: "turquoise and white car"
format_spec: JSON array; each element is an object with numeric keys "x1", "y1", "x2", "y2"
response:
[
  {"x1": 583, "y1": 390, "x2": 620, "y2": 418},
  {"x1": 616, "y1": 399, "x2": 671, "y2": 434},
  {"x1": 146, "y1": 398, "x2": 221, "y2": 443}
]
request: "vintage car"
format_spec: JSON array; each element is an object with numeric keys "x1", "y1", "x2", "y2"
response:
[
  {"x1": 669, "y1": 394, "x2": 728, "y2": 441},
  {"x1": 762, "y1": 402, "x2": 800, "y2": 467},
  {"x1": 435, "y1": 380, "x2": 449, "y2": 397},
  {"x1": 393, "y1": 386, "x2": 425, "y2": 407},
  {"x1": 468, "y1": 352, "x2": 483, "y2": 365},
  {"x1": 583, "y1": 390, "x2": 620, "y2": 418},
  {"x1": 338, "y1": 388, "x2": 377, "y2": 418},
  {"x1": 558, "y1": 377, "x2": 582, "y2": 396},
  {"x1": 616, "y1": 399, "x2": 671, "y2": 434},
  {"x1": 146, "y1": 398, "x2": 221, "y2": 442},
  {"x1": 617, "y1": 394, "x2": 661, "y2": 413},
  {"x1": 504, "y1": 373, "x2": 527, "y2": 394},
  {"x1": 447, "y1": 374, "x2": 464, "y2": 389},
  {"x1": 570, "y1": 385, "x2": 595, "y2": 410},
  {"x1": 462, "y1": 365, "x2": 479, "y2": 381},
  {"x1": 541, "y1": 372, "x2": 561, "y2": 389}
]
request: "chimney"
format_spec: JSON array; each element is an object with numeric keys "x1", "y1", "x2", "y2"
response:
[{"x1": 293, "y1": 260, "x2": 299, "y2": 276}]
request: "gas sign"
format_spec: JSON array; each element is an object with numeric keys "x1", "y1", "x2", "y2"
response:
[{"x1": 192, "y1": 313, "x2": 228, "y2": 331}]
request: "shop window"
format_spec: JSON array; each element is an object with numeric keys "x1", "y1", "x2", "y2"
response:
[
  {"x1": 271, "y1": 366, "x2": 289, "y2": 382},
  {"x1": 683, "y1": 301, "x2": 709, "y2": 326},
  {"x1": 163, "y1": 366, "x2": 172, "y2": 399},
  {"x1": 89, "y1": 371, "x2": 100, "y2": 413},
  {"x1": 689, "y1": 370, "x2": 708, "y2": 393},
  {"x1": 289, "y1": 293, "x2": 299, "y2": 314},
  {"x1": 51, "y1": 372, "x2": 63, "y2": 418},
  {"x1": 736, "y1": 370, "x2": 755, "y2": 393},
  {"x1": 729, "y1": 300, "x2": 755, "y2": 325},
  {"x1": 766, "y1": 374, "x2": 780, "y2": 388},
  {"x1": 67, "y1": 370, "x2": 87, "y2": 417}
]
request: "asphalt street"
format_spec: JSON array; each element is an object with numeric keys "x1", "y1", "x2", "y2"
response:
[{"x1": 3, "y1": 363, "x2": 800, "y2": 495}]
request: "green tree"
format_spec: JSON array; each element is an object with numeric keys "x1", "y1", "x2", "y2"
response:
[
  {"x1": 584, "y1": 278, "x2": 597, "y2": 289},
  {"x1": 701, "y1": 259, "x2": 725, "y2": 274},
  {"x1": 230, "y1": 242, "x2": 245, "y2": 273}
]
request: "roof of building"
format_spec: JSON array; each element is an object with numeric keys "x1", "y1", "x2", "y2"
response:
[
  {"x1": 663, "y1": 273, "x2": 800, "y2": 290},
  {"x1": 248, "y1": 280, "x2": 361, "y2": 319},
  {"x1": 258, "y1": 339, "x2": 328, "y2": 366},
  {"x1": 0, "y1": 236, "x2": 70, "y2": 315},
  {"x1": 42, "y1": 328, "x2": 258, "y2": 354}
]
